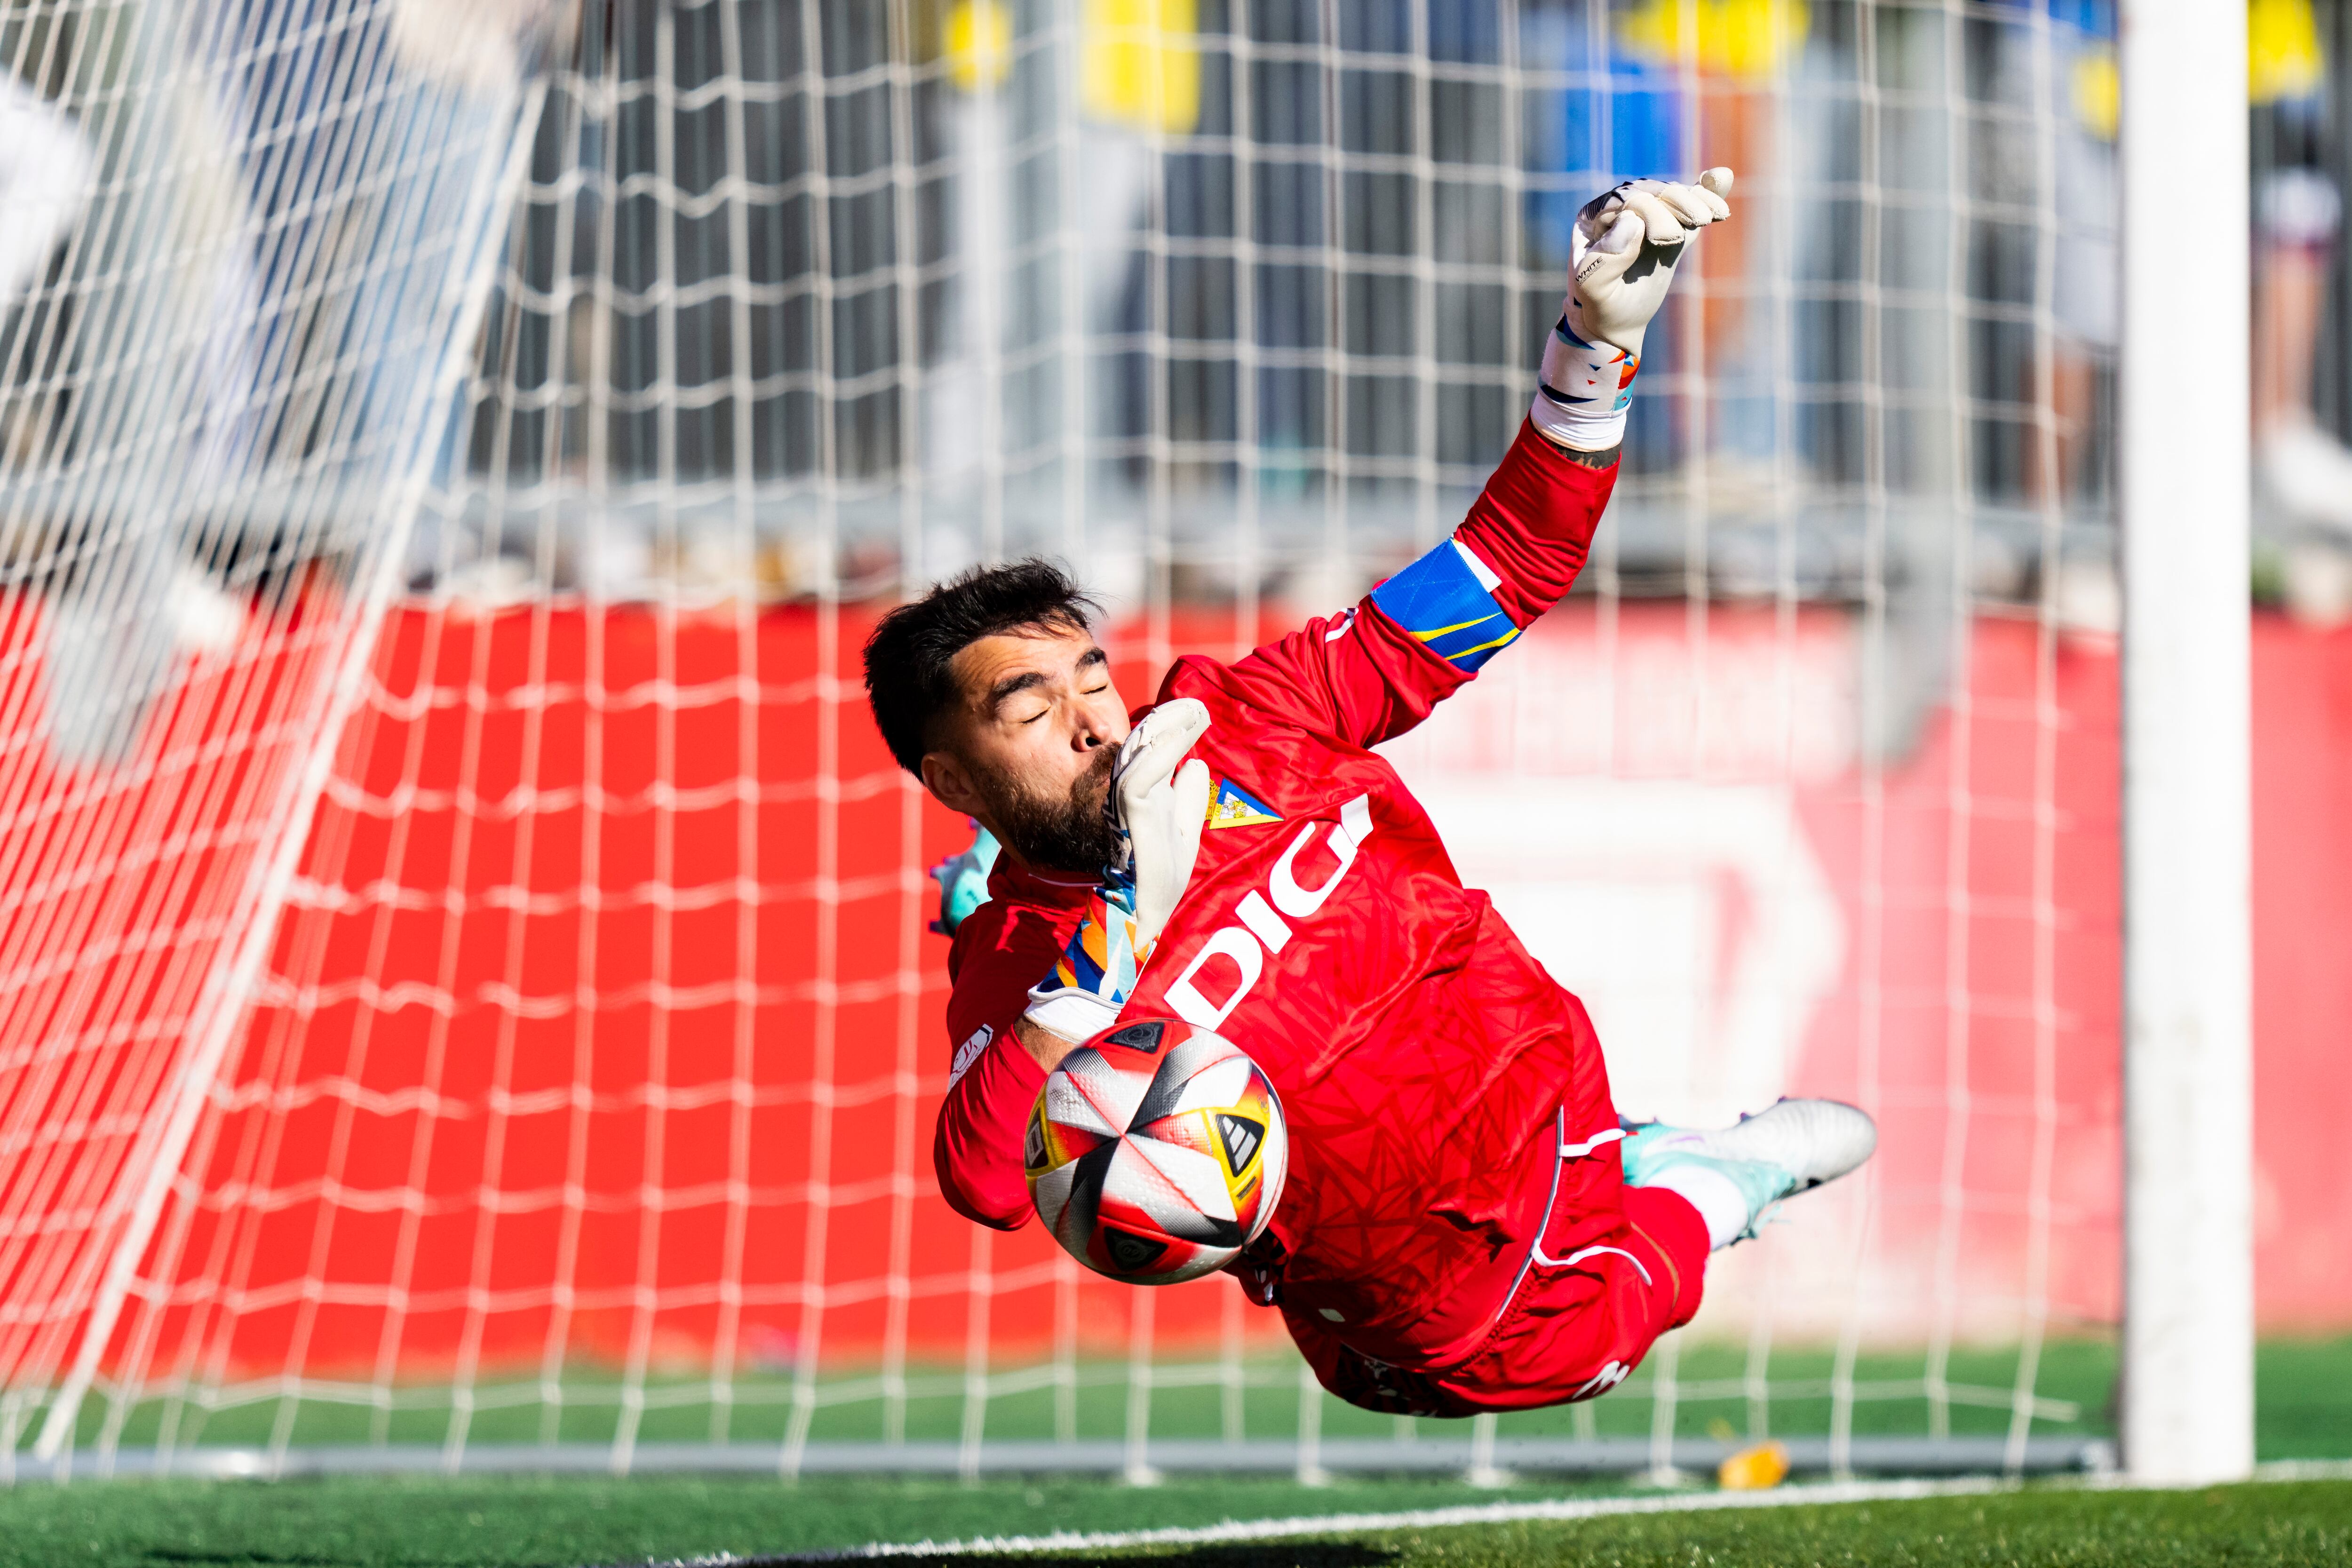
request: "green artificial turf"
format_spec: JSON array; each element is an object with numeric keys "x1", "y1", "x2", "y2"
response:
[
  {"x1": 0, "y1": 1474, "x2": 2347, "y2": 1567},
  {"x1": 1035, "y1": 1482, "x2": 2352, "y2": 1567},
  {"x1": 46, "y1": 1339, "x2": 2124, "y2": 1453},
  {"x1": 50, "y1": 1334, "x2": 2352, "y2": 1462},
  {"x1": 2257, "y1": 1339, "x2": 2352, "y2": 1461},
  {"x1": 0, "y1": 1472, "x2": 1608, "y2": 1567},
  {"x1": 0, "y1": 1338, "x2": 2340, "y2": 1568}
]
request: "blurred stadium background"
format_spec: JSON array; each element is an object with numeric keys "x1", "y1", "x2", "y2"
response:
[{"x1": 0, "y1": 0, "x2": 2342, "y2": 1490}]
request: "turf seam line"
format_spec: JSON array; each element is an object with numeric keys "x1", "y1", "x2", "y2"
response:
[{"x1": 614, "y1": 1461, "x2": 2352, "y2": 1565}]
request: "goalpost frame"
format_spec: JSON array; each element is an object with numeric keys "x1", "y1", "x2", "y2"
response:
[{"x1": 2116, "y1": 0, "x2": 2256, "y2": 1485}]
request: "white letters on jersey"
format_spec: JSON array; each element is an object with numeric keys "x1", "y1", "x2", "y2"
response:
[{"x1": 1165, "y1": 794, "x2": 1375, "y2": 1030}]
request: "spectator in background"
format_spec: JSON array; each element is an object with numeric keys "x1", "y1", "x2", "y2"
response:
[
  {"x1": 2048, "y1": 1, "x2": 2120, "y2": 514},
  {"x1": 2249, "y1": 0, "x2": 2352, "y2": 532},
  {"x1": 189, "y1": 0, "x2": 561, "y2": 501},
  {"x1": 0, "y1": 77, "x2": 90, "y2": 307},
  {"x1": 2056, "y1": 0, "x2": 2352, "y2": 532},
  {"x1": 927, "y1": 0, "x2": 1193, "y2": 588},
  {"x1": 2000, "y1": 0, "x2": 2347, "y2": 553},
  {"x1": 0, "y1": 75, "x2": 93, "y2": 470},
  {"x1": 14, "y1": 0, "x2": 564, "y2": 769}
]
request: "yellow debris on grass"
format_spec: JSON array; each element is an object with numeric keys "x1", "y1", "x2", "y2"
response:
[{"x1": 1717, "y1": 1439, "x2": 1791, "y2": 1491}]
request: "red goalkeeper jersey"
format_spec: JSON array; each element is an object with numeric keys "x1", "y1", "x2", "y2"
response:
[{"x1": 938, "y1": 421, "x2": 1624, "y2": 1369}]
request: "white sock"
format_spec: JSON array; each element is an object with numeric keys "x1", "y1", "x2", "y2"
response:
[{"x1": 1644, "y1": 1163, "x2": 1750, "y2": 1251}]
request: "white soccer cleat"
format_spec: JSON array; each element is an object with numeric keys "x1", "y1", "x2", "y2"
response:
[
  {"x1": 2261, "y1": 416, "x2": 2352, "y2": 532},
  {"x1": 1621, "y1": 1098, "x2": 1877, "y2": 1246}
]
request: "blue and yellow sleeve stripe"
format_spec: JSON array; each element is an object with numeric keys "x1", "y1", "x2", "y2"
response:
[{"x1": 1370, "y1": 536, "x2": 1522, "y2": 672}]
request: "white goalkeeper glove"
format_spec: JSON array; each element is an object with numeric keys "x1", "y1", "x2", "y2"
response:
[
  {"x1": 1108, "y1": 697, "x2": 1213, "y2": 951},
  {"x1": 1533, "y1": 167, "x2": 1734, "y2": 453},
  {"x1": 1023, "y1": 699, "x2": 1211, "y2": 1044}
]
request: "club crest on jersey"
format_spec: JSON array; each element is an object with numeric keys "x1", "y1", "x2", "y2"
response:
[{"x1": 1205, "y1": 777, "x2": 1281, "y2": 830}]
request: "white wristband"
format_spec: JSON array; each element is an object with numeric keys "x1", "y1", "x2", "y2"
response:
[
  {"x1": 1530, "y1": 306, "x2": 1636, "y2": 452},
  {"x1": 1022, "y1": 984, "x2": 1121, "y2": 1047}
]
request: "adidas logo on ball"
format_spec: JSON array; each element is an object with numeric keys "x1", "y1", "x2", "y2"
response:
[{"x1": 1217, "y1": 1112, "x2": 1263, "y2": 1172}]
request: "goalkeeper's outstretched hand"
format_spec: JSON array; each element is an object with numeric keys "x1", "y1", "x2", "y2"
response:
[{"x1": 1570, "y1": 168, "x2": 1734, "y2": 359}]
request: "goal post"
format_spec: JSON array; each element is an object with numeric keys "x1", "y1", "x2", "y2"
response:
[{"x1": 2116, "y1": 0, "x2": 2255, "y2": 1487}]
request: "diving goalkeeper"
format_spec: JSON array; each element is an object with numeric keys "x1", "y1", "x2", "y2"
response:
[{"x1": 862, "y1": 168, "x2": 1877, "y2": 1417}]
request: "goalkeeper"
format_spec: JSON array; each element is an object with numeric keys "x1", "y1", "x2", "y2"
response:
[{"x1": 863, "y1": 169, "x2": 1877, "y2": 1416}]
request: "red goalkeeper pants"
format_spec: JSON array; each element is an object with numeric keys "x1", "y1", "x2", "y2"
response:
[{"x1": 1286, "y1": 1181, "x2": 1708, "y2": 1418}]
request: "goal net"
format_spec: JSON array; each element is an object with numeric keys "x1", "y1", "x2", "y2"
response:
[{"x1": 0, "y1": 0, "x2": 2124, "y2": 1480}]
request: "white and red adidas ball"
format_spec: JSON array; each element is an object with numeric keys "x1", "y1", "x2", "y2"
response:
[{"x1": 1024, "y1": 1017, "x2": 1288, "y2": 1284}]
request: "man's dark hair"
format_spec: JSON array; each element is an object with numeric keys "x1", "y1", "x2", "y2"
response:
[{"x1": 864, "y1": 559, "x2": 1099, "y2": 775}]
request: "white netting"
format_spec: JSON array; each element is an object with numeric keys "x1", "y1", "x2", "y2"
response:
[
  {"x1": 0, "y1": 0, "x2": 2123, "y2": 1478},
  {"x1": 0, "y1": 0, "x2": 540, "y2": 1466}
]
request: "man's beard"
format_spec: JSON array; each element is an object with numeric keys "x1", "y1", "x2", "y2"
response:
[{"x1": 990, "y1": 745, "x2": 1121, "y2": 877}]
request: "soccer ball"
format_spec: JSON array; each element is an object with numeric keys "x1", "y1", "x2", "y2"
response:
[{"x1": 1024, "y1": 1016, "x2": 1288, "y2": 1284}]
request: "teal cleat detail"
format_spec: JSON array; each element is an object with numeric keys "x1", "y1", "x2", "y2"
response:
[
  {"x1": 1620, "y1": 1098, "x2": 1877, "y2": 1244},
  {"x1": 929, "y1": 823, "x2": 1001, "y2": 935}
]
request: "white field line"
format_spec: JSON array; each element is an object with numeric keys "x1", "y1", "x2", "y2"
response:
[
  {"x1": 620, "y1": 1460, "x2": 2352, "y2": 1565},
  {"x1": 692, "y1": 1477, "x2": 2017, "y2": 1564},
  {"x1": 2246, "y1": 1461, "x2": 2352, "y2": 1482}
]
